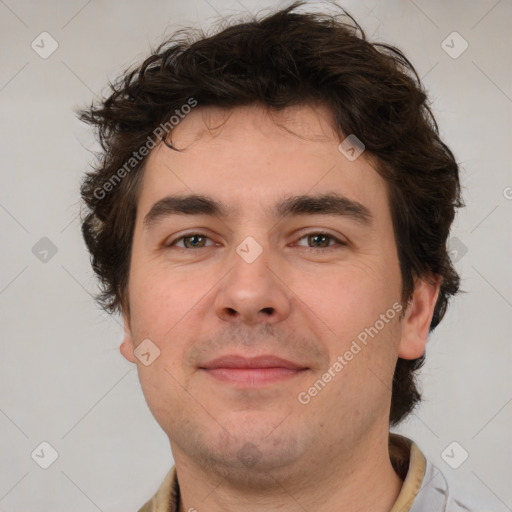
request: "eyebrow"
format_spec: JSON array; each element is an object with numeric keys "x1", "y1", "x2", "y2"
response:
[{"x1": 143, "y1": 192, "x2": 372, "y2": 228}]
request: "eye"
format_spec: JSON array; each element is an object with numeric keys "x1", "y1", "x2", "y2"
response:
[
  {"x1": 168, "y1": 233, "x2": 215, "y2": 249},
  {"x1": 295, "y1": 232, "x2": 346, "y2": 251},
  {"x1": 166, "y1": 231, "x2": 346, "y2": 252}
]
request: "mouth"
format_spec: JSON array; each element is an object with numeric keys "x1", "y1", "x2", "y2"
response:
[{"x1": 199, "y1": 355, "x2": 309, "y2": 387}]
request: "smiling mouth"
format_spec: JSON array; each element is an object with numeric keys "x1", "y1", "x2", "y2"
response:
[{"x1": 200, "y1": 355, "x2": 309, "y2": 387}]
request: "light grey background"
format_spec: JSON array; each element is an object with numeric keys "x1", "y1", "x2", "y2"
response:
[{"x1": 1, "y1": 0, "x2": 511, "y2": 510}]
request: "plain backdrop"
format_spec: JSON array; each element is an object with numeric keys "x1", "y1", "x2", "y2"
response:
[{"x1": 1, "y1": 0, "x2": 511, "y2": 510}]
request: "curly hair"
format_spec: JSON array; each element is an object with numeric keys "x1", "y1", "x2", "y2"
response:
[{"x1": 78, "y1": 1, "x2": 463, "y2": 426}]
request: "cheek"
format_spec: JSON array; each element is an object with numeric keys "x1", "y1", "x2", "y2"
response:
[
  {"x1": 294, "y1": 260, "x2": 383, "y2": 319},
  {"x1": 128, "y1": 260, "x2": 197, "y2": 335},
  {"x1": 289, "y1": 260, "x2": 401, "y2": 356}
]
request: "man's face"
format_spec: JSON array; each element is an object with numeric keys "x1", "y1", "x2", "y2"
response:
[{"x1": 121, "y1": 103, "x2": 430, "y2": 481}]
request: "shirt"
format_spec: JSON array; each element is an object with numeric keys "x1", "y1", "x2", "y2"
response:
[{"x1": 137, "y1": 433, "x2": 477, "y2": 512}]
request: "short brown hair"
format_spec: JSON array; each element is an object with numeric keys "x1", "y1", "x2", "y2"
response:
[{"x1": 78, "y1": 1, "x2": 463, "y2": 425}]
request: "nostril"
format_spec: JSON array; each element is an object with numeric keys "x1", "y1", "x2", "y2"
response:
[{"x1": 261, "y1": 307, "x2": 274, "y2": 315}]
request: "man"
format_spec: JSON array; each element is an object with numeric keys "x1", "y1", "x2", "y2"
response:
[{"x1": 78, "y1": 2, "x2": 477, "y2": 510}]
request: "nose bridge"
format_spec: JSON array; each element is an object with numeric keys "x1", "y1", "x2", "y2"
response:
[{"x1": 214, "y1": 232, "x2": 291, "y2": 324}]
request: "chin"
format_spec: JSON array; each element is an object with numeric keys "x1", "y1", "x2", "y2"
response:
[{"x1": 191, "y1": 418, "x2": 311, "y2": 480}]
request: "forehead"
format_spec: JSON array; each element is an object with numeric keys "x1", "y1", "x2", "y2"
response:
[
  {"x1": 137, "y1": 103, "x2": 389, "y2": 222},
  {"x1": 165, "y1": 102, "x2": 340, "y2": 148}
]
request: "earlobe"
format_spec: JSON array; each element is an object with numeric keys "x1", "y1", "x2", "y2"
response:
[
  {"x1": 398, "y1": 275, "x2": 441, "y2": 360},
  {"x1": 120, "y1": 316, "x2": 136, "y2": 364}
]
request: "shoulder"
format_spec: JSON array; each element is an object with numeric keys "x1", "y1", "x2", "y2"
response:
[
  {"x1": 410, "y1": 459, "x2": 487, "y2": 512},
  {"x1": 137, "y1": 499, "x2": 154, "y2": 512},
  {"x1": 136, "y1": 466, "x2": 177, "y2": 512}
]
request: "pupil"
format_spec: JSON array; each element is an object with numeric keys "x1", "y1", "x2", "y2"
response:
[
  {"x1": 311, "y1": 234, "x2": 327, "y2": 247},
  {"x1": 187, "y1": 235, "x2": 203, "y2": 248}
]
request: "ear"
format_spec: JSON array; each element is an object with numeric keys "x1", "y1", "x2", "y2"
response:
[
  {"x1": 120, "y1": 310, "x2": 136, "y2": 364},
  {"x1": 398, "y1": 275, "x2": 441, "y2": 360}
]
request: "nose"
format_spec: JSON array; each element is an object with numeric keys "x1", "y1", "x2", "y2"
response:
[{"x1": 214, "y1": 243, "x2": 292, "y2": 326}]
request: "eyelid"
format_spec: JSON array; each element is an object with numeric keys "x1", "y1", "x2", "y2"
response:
[
  {"x1": 164, "y1": 230, "x2": 217, "y2": 248},
  {"x1": 293, "y1": 230, "x2": 347, "y2": 250}
]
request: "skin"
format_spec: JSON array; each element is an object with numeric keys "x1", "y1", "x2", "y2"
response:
[{"x1": 120, "y1": 103, "x2": 440, "y2": 512}]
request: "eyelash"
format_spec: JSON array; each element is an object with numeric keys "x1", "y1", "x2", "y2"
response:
[{"x1": 167, "y1": 231, "x2": 346, "y2": 253}]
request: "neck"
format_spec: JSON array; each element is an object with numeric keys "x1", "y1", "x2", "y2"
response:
[{"x1": 174, "y1": 429, "x2": 403, "y2": 512}]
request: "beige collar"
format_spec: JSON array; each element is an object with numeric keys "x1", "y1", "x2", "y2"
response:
[{"x1": 138, "y1": 433, "x2": 427, "y2": 512}]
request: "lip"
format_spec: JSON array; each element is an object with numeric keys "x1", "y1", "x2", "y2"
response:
[
  {"x1": 202, "y1": 355, "x2": 306, "y2": 370},
  {"x1": 200, "y1": 355, "x2": 308, "y2": 386}
]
